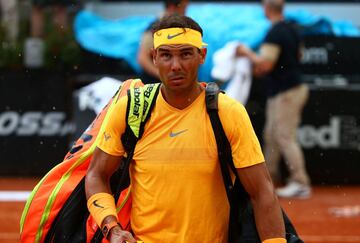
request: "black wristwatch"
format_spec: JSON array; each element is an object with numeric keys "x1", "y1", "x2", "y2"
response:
[{"x1": 102, "y1": 221, "x2": 121, "y2": 239}]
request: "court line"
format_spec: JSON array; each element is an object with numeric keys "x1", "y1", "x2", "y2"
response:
[{"x1": 0, "y1": 191, "x2": 31, "y2": 201}]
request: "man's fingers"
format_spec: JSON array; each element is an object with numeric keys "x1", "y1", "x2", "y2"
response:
[
  {"x1": 109, "y1": 229, "x2": 137, "y2": 243},
  {"x1": 122, "y1": 230, "x2": 137, "y2": 242}
]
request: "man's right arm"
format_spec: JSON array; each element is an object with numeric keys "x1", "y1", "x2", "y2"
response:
[
  {"x1": 85, "y1": 148, "x2": 137, "y2": 242},
  {"x1": 85, "y1": 147, "x2": 121, "y2": 196}
]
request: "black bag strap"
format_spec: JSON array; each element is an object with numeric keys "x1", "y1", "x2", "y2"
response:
[
  {"x1": 205, "y1": 82, "x2": 303, "y2": 243},
  {"x1": 91, "y1": 82, "x2": 161, "y2": 242},
  {"x1": 206, "y1": 82, "x2": 248, "y2": 242},
  {"x1": 118, "y1": 83, "x2": 160, "y2": 191},
  {"x1": 114, "y1": 83, "x2": 160, "y2": 200},
  {"x1": 205, "y1": 82, "x2": 247, "y2": 203}
]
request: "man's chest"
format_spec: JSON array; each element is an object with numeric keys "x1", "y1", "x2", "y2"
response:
[{"x1": 133, "y1": 109, "x2": 217, "y2": 164}]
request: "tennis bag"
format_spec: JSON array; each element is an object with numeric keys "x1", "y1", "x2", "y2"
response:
[
  {"x1": 206, "y1": 82, "x2": 303, "y2": 243},
  {"x1": 21, "y1": 80, "x2": 301, "y2": 243},
  {"x1": 20, "y1": 79, "x2": 161, "y2": 243}
]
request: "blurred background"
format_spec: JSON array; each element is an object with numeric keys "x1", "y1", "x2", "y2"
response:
[
  {"x1": 1, "y1": 0, "x2": 359, "y2": 183},
  {"x1": 0, "y1": 0, "x2": 360, "y2": 242}
]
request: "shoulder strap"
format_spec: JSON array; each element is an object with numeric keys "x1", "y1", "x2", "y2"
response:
[
  {"x1": 91, "y1": 81, "x2": 161, "y2": 242},
  {"x1": 205, "y1": 82, "x2": 248, "y2": 204},
  {"x1": 206, "y1": 83, "x2": 303, "y2": 243},
  {"x1": 118, "y1": 81, "x2": 160, "y2": 185},
  {"x1": 121, "y1": 82, "x2": 161, "y2": 152},
  {"x1": 115, "y1": 81, "x2": 160, "y2": 196},
  {"x1": 117, "y1": 81, "x2": 161, "y2": 187}
]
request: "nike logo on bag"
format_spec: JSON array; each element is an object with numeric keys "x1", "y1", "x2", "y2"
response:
[
  {"x1": 169, "y1": 129, "x2": 188, "y2": 137},
  {"x1": 167, "y1": 32, "x2": 183, "y2": 39},
  {"x1": 93, "y1": 200, "x2": 104, "y2": 208}
]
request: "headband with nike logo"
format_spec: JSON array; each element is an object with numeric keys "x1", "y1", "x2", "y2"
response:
[{"x1": 153, "y1": 27, "x2": 207, "y2": 49}]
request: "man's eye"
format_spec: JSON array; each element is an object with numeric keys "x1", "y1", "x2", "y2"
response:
[
  {"x1": 182, "y1": 52, "x2": 192, "y2": 58},
  {"x1": 161, "y1": 53, "x2": 171, "y2": 59}
]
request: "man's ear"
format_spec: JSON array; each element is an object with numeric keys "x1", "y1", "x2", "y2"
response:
[
  {"x1": 151, "y1": 48, "x2": 157, "y2": 65},
  {"x1": 199, "y1": 48, "x2": 207, "y2": 64}
]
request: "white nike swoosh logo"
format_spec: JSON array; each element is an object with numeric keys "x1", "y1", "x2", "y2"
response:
[{"x1": 169, "y1": 129, "x2": 188, "y2": 137}]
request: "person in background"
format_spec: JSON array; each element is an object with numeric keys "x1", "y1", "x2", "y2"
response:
[
  {"x1": 137, "y1": 0, "x2": 189, "y2": 84},
  {"x1": 30, "y1": 0, "x2": 75, "y2": 38},
  {"x1": 85, "y1": 14, "x2": 286, "y2": 243},
  {"x1": 23, "y1": 0, "x2": 77, "y2": 68},
  {"x1": 0, "y1": 0, "x2": 19, "y2": 42},
  {"x1": 236, "y1": 0, "x2": 311, "y2": 198}
]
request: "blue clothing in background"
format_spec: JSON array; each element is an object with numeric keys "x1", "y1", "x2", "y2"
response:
[{"x1": 74, "y1": 4, "x2": 360, "y2": 82}]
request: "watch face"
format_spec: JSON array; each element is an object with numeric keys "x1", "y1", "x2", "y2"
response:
[
  {"x1": 102, "y1": 226, "x2": 109, "y2": 235},
  {"x1": 102, "y1": 222, "x2": 119, "y2": 238}
]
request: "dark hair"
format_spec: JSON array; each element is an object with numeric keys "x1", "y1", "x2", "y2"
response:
[
  {"x1": 164, "y1": 0, "x2": 182, "y2": 8},
  {"x1": 152, "y1": 14, "x2": 203, "y2": 36},
  {"x1": 263, "y1": 0, "x2": 284, "y2": 13}
]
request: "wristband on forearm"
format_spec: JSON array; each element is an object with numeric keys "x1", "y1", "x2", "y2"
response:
[
  {"x1": 262, "y1": 238, "x2": 287, "y2": 243},
  {"x1": 87, "y1": 192, "x2": 118, "y2": 227}
]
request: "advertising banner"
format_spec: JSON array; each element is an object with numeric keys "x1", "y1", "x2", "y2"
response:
[
  {"x1": 0, "y1": 71, "x2": 73, "y2": 176},
  {"x1": 299, "y1": 86, "x2": 360, "y2": 184}
]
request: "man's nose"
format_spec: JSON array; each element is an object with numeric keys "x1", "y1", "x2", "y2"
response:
[{"x1": 170, "y1": 56, "x2": 181, "y2": 71}]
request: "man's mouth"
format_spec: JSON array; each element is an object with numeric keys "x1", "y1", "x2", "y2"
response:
[{"x1": 168, "y1": 75, "x2": 185, "y2": 81}]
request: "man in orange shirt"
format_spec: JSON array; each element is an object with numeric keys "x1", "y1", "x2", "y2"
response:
[{"x1": 85, "y1": 14, "x2": 285, "y2": 243}]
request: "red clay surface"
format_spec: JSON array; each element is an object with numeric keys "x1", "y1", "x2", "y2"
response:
[{"x1": 1, "y1": 178, "x2": 359, "y2": 243}]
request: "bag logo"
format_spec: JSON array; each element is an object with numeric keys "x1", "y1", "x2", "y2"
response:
[
  {"x1": 103, "y1": 131, "x2": 111, "y2": 141},
  {"x1": 133, "y1": 88, "x2": 141, "y2": 118}
]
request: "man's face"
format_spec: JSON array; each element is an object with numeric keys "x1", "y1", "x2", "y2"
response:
[
  {"x1": 263, "y1": 4, "x2": 270, "y2": 19},
  {"x1": 153, "y1": 44, "x2": 206, "y2": 91},
  {"x1": 175, "y1": 0, "x2": 189, "y2": 15}
]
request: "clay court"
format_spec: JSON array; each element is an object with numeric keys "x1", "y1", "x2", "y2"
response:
[{"x1": 1, "y1": 177, "x2": 359, "y2": 243}]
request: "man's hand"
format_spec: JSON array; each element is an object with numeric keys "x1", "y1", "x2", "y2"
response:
[
  {"x1": 236, "y1": 44, "x2": 251, "y2": 57},
  {"x1": 109, "y1": 226, "x2": 137, "y2": 243}
]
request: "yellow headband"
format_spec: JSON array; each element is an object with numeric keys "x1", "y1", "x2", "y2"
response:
[{"x1": 153, "y1": 27, "x2": 207, "y2": 49}]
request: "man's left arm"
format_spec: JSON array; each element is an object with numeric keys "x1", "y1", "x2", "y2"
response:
[
  {"x1": 237, "y1": 163, "x2": 285, "y2": 242},
  {"x1": 223, "y1": 101, "x2": 285, "y2": 241},
  {"x1": 236, "y1": 43, "x2": 279, "y2": 77}
]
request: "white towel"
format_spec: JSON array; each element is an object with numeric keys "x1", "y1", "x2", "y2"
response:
[
  {"x1": 77, "y1": 77, "x2": 122, "y2": 114},
  {"x1": 211, "y1": 41, "x2": 240, "y2": 81},
  {"x1": 225, "y1": 57, "x2": 252, "y2": 105},
  {"x1": 211, "y1": 41, "x2": 252, "y2": 105}
]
